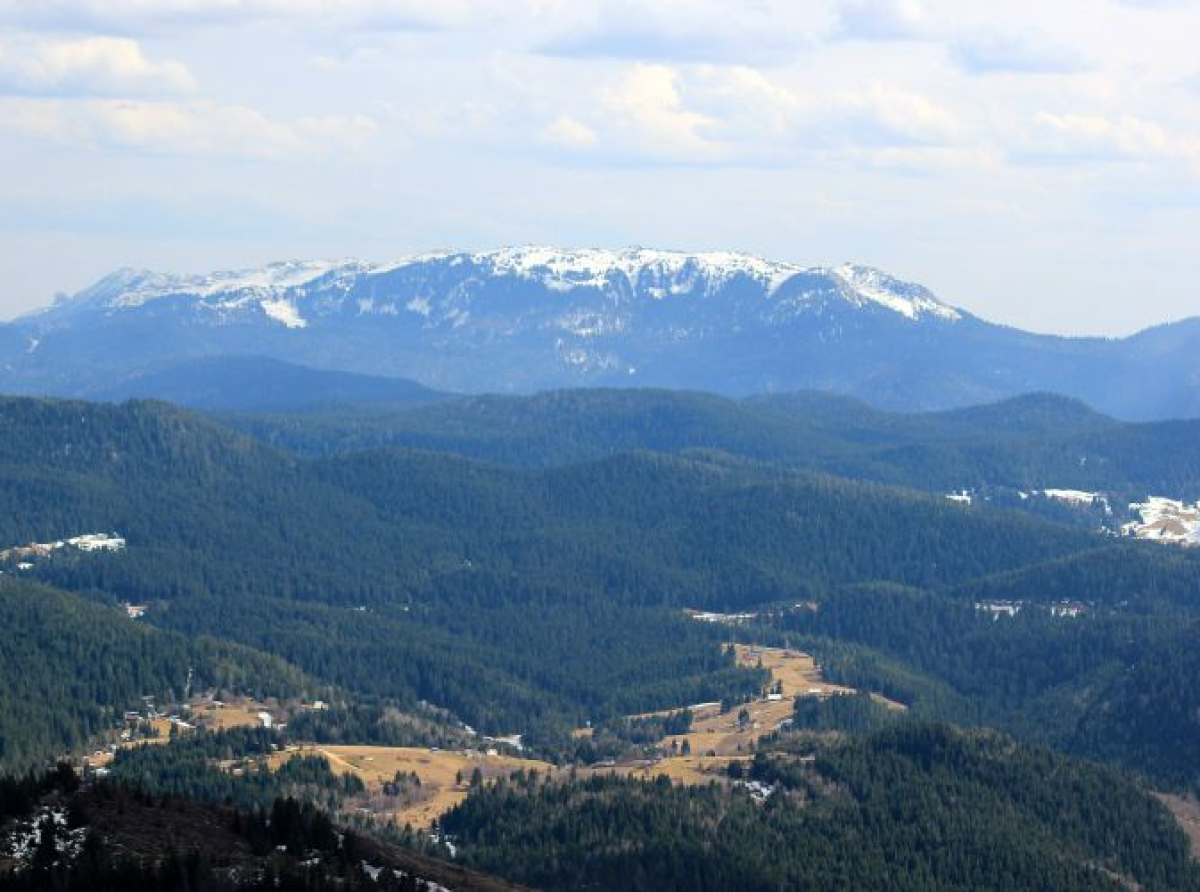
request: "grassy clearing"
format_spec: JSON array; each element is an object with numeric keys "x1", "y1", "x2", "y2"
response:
[
  {"x1": 272, "y1": 745, "x2": 551, "y2": 830},
  {"x1": 652, "y1": 643, "x2": 903, "y2": 761},
  {"x1": 576, "y1": 643, "x2": 907, "y2": 779},
  {"x1": 188, "y1": 696, "x2": 278, "y2": 731}
]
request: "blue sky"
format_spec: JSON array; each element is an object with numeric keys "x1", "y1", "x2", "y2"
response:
[{"x1": 1, "y1": 0, "x2": 1198, "y2": 335}]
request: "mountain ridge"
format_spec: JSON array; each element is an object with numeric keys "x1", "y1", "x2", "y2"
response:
[
  {"x1": 38, "y1": 248, "x2": 963, "y2": 326},
  {"x1": 4, "y1": 246, "x2": 1199, "y2": 419}
]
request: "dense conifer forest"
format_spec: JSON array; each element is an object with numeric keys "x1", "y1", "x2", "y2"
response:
[
  {"x1": 4, "y1": 390, "x2": 1200, "y2": 887},
  {"x1": 441, "y1": 725, "x2": 1200, "y2": 891}
]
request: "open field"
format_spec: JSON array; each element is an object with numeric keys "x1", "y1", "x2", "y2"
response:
[
  {"x1": 83, "y1": 717, "x2": 177, "y2": 769},
  {"x1": 734, "y1": 644, "x2": 856, "y2": 698},
  {"x1": 574, "y1": 754, "x2": 748, "y2": 786},
  {"x1": 557, "y1": 644, "x2": 860, "y2": 795},
  {"x1": 660, "y1": 701, "x2": 787, "y2": 761},
  {"x1": 648, "y1": 643, "x2": 906, "y2": 761},
  {"x1": 85, "y1": 643, "x2": 896, "y2": 829},
  {"x1": 188, "y1": 696, "x2": 278, "y2": 731},
  {"x1": 573, "y1": 643, "x2": 909, "y2": 783},
  {"x1": 272, "y1": 745, "x2": 551, "y2": 830},
  {"x1": 734, "y1": 643, "x2": 905, "y2": 711}
]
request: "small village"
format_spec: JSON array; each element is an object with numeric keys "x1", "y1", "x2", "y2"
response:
[{"x1": 975, "y1": 599, "x2": 1089, "y2": 619}]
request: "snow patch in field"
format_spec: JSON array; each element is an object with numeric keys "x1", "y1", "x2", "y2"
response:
[
  {"x1": 1, "y1": 532, "x2": 125, "y2": 563},
  {"x1": 1124, "y1": 497, "x2": 1200, "y2": 546},
  {"x1": 67, "y1": 533, "x2": 126, "y2": 552}
]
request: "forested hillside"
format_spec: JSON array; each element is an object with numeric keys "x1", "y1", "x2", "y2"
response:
[
  {"x1": 90, "y1": 355, "x2": 449, "y2": 411},
  {"x1": 4, "y1": 389, "x2": 1200, "y2": 888},
  {"x1": 442, "y1": 724, "x2": 1200, "y2": 891},
  {"x1": 223, "y1": 388, "x2": 1200, "y2": 499},
  {"x1": 0, "y1": 763, "x2": 519, "y2": 891},
  {"x1": 5, "y1": 394, "x2": 1200, "y2": 766},
  {"x1": 767, "y1": 576, "x2": 1200, "y2": 774},
  {"x1": 0, "y1": 578, "x2": 307, "y2": 773}
]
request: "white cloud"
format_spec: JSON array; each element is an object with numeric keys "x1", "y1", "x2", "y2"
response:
[
  {"x1": 1025, "y1": 112, "x2": 1199, "y2": 163},
  {"x1": 831, "y1": 83, "x2": 960, "y2": 146},
  {"x1": 0, "y1": 36, "x2": 195, "y2": 97},
  {"x1": 549, "y1": 64, "x2": 962, "y2": 168},
  {"x1": 597, "y1": 64, "x2": 720, "y2": 159},
  {"x1": 541, "y1": 114, "x2": 599, "y2": 149},
  {"x1": 690, "y1": 65, "x2": 800, "y2": 137},
  {"x1": 0, "y1": 97, "x2": 375, "y2": 159}
]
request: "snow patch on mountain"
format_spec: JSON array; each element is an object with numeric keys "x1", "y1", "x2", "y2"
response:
[
  {"x1": 558, "y1": 309, "x2": 630, "y2": 338},
  {"x1": 44, "y1": 248, "x2": 965, "y2": 332},
  {"x1": 405, "y1": 296, "x2": 432, "y2": 317},
  {"x1": 475, "y1": 246, "x2": 804, "y2": 296},
  {"x1": 832, "y1": 264, "x2": 961, "y2": 321},
  {"x1": 260, "y1": 297, "x2": 308, "y2": 329},
  {"x1": 109, "y1": 260, "x2": 345, "y2": 308}
]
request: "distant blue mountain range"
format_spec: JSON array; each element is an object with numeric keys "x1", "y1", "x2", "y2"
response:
[{"x1": 3, "y1": 246, "x2": 1198, "y2": 419}]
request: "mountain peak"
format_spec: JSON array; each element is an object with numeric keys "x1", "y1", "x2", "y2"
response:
[
  {"x1": 364, "y1": 245, "x2": 808, "y2": 298},
  {"x1": 467, "y1": 245, "x2": 805, "y2": 296}
]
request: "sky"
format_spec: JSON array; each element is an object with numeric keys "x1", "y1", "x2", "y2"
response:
[{"x1": 1, "y1": 1, "x2": 1199, "y2": 335}]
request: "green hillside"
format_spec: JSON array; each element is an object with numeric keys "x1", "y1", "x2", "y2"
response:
[
  {"x1": 442, "y1": 723, "x2": 1199, "y2": 891},
  {"x1": 223, "y1": 387, "x2": 1200, "y2": 500},
  {"x1": 0, "y1": 577, "x2": 307, "y2": 773},
  {"x1": 4, "y1": 393, "x2": 1200, "y2": 782}
]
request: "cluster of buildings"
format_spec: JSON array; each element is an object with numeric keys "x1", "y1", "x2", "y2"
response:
[{"x1": 975, "y1": 599, "x2": 1089, "y2": 619}]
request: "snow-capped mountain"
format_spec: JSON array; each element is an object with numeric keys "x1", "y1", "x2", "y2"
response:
[
  {"x1": 45, "y1": 248, "x2": 961, "y2": 330},
  {"x1": 3, "y1": 246, "x2": 1199, "y2": 419}
]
